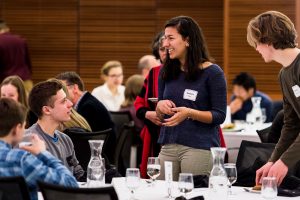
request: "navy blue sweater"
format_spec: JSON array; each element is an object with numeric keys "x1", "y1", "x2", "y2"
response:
[{"x1": 158, "y1": 64, "x2": 227, "y2": 150}]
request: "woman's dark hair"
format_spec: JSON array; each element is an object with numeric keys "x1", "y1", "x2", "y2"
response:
[
  {"x1": 161, "y1": 16, "x2": 212, "y2": 81},
  {"x1": 151, "y1": 31, "x2": 165, "y2": 60}
]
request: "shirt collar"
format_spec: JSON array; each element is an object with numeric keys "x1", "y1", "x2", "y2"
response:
[
  {"x1": 74, "y1": 91, "x2": 87, "y2": 110},
  {"x1": 103, "y1": 83, "x2": 122, "y2": 96}
]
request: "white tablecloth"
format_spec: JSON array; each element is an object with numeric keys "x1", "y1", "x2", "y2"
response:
[
  {"x1": 111, "y1": 177, "x2": 297, "y2": 200},
  {"x1": 223, "y1": 123, "x2": 271, "y2": 163}
]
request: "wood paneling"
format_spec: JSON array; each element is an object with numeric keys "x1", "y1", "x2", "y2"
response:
[
  {"x1": 0, "y1": 0, "x2": 78, "y2": 84},
  {"x1": 0, "y1": 0, "x2": 297, "y2": 99},
  {"x1": 79, "y1": 0, "x2": 157, "y2": 90}
]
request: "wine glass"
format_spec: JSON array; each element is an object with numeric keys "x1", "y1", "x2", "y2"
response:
[
  {"x1": 261, "y1": 177, "x2": 277, "y2": 200},
  {"x1": 147, "y1": 157, "x2": 161, "y2": 186},
  {"x1": 178, "y1": 173, "x2": 194, "y2": 199},
  {"x1": 126, "y1": 168, "x2": 140, "y2": 200},
  {"x1": 224, "y1": 163, "x2": 237, "y2": 195}
]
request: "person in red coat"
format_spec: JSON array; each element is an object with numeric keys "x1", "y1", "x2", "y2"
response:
[{"x1": 134, "y1": 31, "x2": 167, "y2": 178}]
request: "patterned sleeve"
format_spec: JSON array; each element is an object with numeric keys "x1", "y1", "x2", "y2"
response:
[{"x1": 21, "y1": 150, "x2": 78, "y2": 188}]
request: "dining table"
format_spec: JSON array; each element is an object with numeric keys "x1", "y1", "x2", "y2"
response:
[
  {"x1": 111, "y1": 177, "x2": 298, "y2": 200},
  {"x1": 222, "y1": 122, "x2": 272, "y2": 163}
]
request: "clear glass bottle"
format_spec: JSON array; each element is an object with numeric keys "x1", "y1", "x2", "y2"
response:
[
  {"x1": 247, "y1": 96, "x2": 262, "y2": 124},
  {"x1": 209, "y1": 147, "x2": 228, "y2": 200},
  {"x1": 87, "y1": 140, "x2": 105, "y2": 187}
]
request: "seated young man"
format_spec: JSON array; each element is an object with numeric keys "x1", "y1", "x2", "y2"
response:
[
  {"x1": 229, "y1": 72, "x2": 273, "y2": 122},
  {"x1": 26, "y1": 79, "x2": 85, "y2": 181},
  {"x1": 0, "y1": 98, "x2": 78, "y2": 200}
]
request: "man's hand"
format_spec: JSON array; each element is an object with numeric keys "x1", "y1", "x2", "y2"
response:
[
  {"x1": 229, "y1": 97, "x2": 243, "y2": 114},
  {"x1": 267, "y1": 159, "x2": 288, "y2": 185},
  {"x1": 145, "y1": 111, "x2": 162, "y2": 126},
  {"x1": 20, "y1": 134, "x2": 46, "y2": 155},
  {"x1": 256, "y1": 161, "x2": 273, "y2": 185}
]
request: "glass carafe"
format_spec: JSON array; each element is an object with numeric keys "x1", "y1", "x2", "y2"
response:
[
  {"x1": 87, "y1": 140, "x2": 105, "y2": 187},
  {"x1": 209, "y1": 147, "x2": 228, "y2": 200},
  {"x1": 247, "y1": 97, "x2": 262, "y2": 124}
]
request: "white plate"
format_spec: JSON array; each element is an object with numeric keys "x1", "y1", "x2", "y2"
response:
[{"x1": 243, "y1": 187, "x2": 261, "y2": 194}]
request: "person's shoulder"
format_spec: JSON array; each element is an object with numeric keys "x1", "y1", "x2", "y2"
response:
[
  {"x1": 256, "y1": 91, "x2": 272, "y2": 101},
  {"x1": 201, "y1": 62, "x2": 224, "y2": 76},
  {"x1": 56, "y1": 130, "x2": 72, "y2": 142},
  {"x1": 80, "y1": 92, "x2": 108, "y2": 110}
]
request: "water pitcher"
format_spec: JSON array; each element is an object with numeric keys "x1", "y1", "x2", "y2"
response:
[
  {"x1": 209, "y1": 147, "x2": 228, "y2": 200},
  {"x1": 87, "y1": 140, "x2": 105, "y2": 187},
  {"x1": 246, "y1": 96, "x2": 263, "y2": 124}
]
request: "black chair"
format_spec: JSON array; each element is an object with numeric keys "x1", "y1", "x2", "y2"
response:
[
  {"x1": 256, "y1": 125, "x2": 272, "y2": 143},
  {"x1": 271, "y1": 100, "x2": 283, "y2": 121},
  {"x1": 38, "y1": 181, "x2": 118, "y2": 200},
  {"x1": 64, "y1": 127, "x2": 113, "y2": 171},
  {"x1": 235, "y1": 140, "x2": 275, "y2": 186},
  {"x1": 109, "y1": 111, "x2": 132, "y2": 139},
  {"x1": 0, "y1": 176, "x2": 31, "y2": 200},
  {"x1": 114, "y1": 121, "x2": 135, "y2": 176}
]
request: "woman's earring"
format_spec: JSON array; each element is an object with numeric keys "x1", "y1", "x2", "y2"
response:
[{"x1": 186, "y1": 43, "x2": 189, "y2": 47}]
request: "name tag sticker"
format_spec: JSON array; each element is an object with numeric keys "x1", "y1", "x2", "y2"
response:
[
  {"x1": 183, "y1": 89, "x2": 198, "y2": 101},
  {"x1": 292, "y1": 85, "x2": 300, "y2": 98}
]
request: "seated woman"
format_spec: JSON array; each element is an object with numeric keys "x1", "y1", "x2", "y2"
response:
[
  {"x1": 120, "y1": 74, "x2": 144, "y2": 133},
  {"x1": 92, "y1": 60, "x2": 125, "y2": 111}
]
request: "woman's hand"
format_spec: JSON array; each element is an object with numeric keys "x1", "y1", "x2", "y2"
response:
[
  {"x1": 145, "y1": 111, "x2": 163, "y2": 126},
  {"x1": 156, "y1": 100, "x2": 176, "y2": 119},
  {"x1": 162, "y1": 107, "x2": 189, "y2": 126}
]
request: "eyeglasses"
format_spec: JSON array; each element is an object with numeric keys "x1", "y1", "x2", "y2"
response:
[{"x1": 108, "y1": 74, "x2": 123, "y2": 78}]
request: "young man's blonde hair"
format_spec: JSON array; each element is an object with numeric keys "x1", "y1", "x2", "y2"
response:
[{"x1": 247, "y1": 10, "x2": 298, "y2": 49}]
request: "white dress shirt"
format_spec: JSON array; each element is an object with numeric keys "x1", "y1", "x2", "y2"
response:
[{"x1": 91, "y1": 83, "x2": 125, "y2": 111}]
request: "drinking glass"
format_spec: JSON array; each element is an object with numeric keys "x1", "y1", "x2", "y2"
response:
[
  {"x1": 19, "y1": 132, "x2": 34, "y2": 147},
  {"x1": 224, "y1": 163, "x2": 237, "y2": 195},
  {"x1": 261, "y1": 177, "x2": 277, "y2": 200},
  {"x1": 147, "y1": 157, "x2": 161, "y2": 186},
  {"x1": 178, "y1": 173, "x2": 194, "y2": 198},
  {"x1": 126, "y1": 168, "x2": 140, "y2": 200}
]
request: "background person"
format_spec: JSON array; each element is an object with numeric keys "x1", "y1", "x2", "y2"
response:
[
  {"x1": 134, "y1": 30, "x2": 166, "y2": 178},
  {"x1": 229, "y1": 72, "x2": 273, "y2": 122},
  {"x1": 0, "y1": 20, "x2": 33, "y2": 92},
  {"x1": 92, "y1": 60, "x2": 125, "y2": 111},
  {"x1": 138, "y1": 55, "x2": 161, "y2": 78}
]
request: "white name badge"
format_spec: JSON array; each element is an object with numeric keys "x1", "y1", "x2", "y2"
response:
[
  {"x1": 183, "y1": 89, "x2": 198, "y2": 101},
  {"x1": 292, "y1": 85, "x2": 300, "y2": 98}
]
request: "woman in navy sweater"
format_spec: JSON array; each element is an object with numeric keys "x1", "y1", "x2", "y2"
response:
[{"x1": 156, "y1": 16, "x2": 227, "y2": 181}]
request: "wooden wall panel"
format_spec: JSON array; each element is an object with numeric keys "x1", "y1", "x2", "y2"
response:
[
  {"x1": 225, "y1": 0, "x2": 296, "y2": 100},
  {"x1": 0, "y1": 0, "x2": 78, "y2": 84},
  {"x1": 79, "y1": 0, "x2": 157, "y2": 90},
  {"x1": 0, "y1": 0, "x2": 297, "y2": 97}
]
